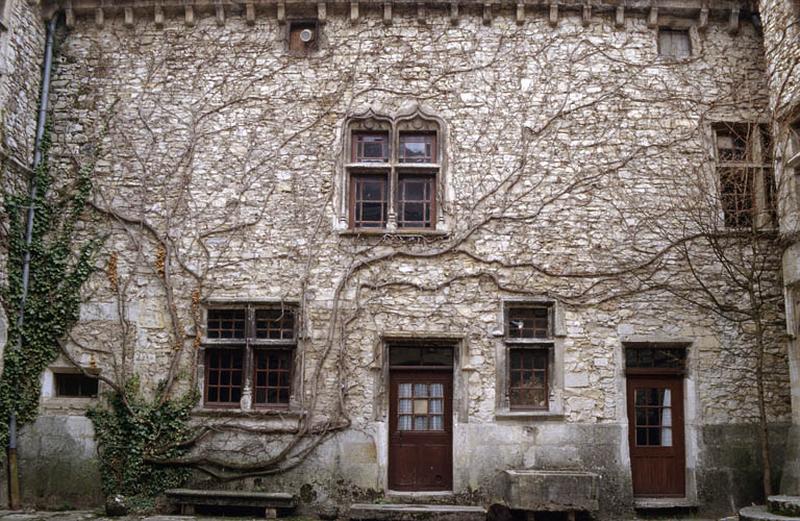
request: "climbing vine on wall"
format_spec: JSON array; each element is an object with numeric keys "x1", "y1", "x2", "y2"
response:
[
  {"x1": 0, "y1": 125, "x2": 100, "y2": 447},
  {"x1": 87, "y1": 383, "x2": 196, "y2": 510}
]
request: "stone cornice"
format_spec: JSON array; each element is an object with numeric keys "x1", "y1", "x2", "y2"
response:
[{"x1": 44, "y1": 0, "x2": 756, "y2": 30}]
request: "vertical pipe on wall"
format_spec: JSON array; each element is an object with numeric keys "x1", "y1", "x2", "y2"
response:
[{"x1": 7, "y1": 14, "x2": 58, "y2": 510}]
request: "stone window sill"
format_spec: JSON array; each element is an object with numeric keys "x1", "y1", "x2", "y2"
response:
[
  {"x1": 192, "y1": 408, "x2": 306, "y2": 420},
  {"x1": 337, "y1": 229, "x2": 449, "y2": 238},
  {"x1": 495, "y1": 409, "x2": 565, "y2": 420}
]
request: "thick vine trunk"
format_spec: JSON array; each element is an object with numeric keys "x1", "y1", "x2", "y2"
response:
[{"x1": 754, "y1": 312, "x2": 773, "y2": 498}]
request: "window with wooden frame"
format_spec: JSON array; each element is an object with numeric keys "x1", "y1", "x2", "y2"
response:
[
  {"x1": 204, "y1": 304, "x2": 297, "y2": 409},
  {"x1": 658, "y1": 28, "x2": 691, "y2": 59},
  {"x1": 345, "y1": 115, "x2": 441, "y2": 231},
  {"x1": 54, "y1": 373, "x2": 99, "y2": 398},
  {"x1": 714, "y1": 122, "x2": 775, "y2": 228},
  {"x1": 504, "y1": 303, "x2": 554, "y2": 410}
]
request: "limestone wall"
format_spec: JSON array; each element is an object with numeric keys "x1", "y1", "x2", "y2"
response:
[
  {"x1": 25, "y1": 3, "x2": 794, "y2": 516},
  {"x1": 0, "y1": 0, "x2": 47, "y2": 510}
]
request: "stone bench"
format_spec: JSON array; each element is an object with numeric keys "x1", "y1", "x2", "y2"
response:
[
  {"x1": 164, "y1": 488, "x2": 296, "y2": 519},
  {"x1": 502, "y1": 470, "x2": 600, "y2": 521}
]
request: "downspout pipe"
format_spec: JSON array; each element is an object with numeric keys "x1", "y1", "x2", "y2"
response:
[{"x1": 7, "y1": 14, "x2": 58, "y2": 510}]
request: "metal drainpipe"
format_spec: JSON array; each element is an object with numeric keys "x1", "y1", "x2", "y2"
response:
[{"x1": 7, "y1": 14, "x2": 58, "y2": 510}]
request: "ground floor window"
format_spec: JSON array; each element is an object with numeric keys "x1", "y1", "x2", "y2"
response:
[{"x1": 203, "y1": 303, "x2": 297, "y2": 409}]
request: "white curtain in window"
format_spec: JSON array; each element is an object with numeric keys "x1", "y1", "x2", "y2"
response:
[{"x1": 661, "y1": 389, "x2": 673, "y2": 447}]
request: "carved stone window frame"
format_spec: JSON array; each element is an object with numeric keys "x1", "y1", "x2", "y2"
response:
[
  {"x1": 336, "y1": 103, "x2": 450, "y2": 235},
  {"x1": 494, "y1": 297, "x2": 566, "y2": 419}
]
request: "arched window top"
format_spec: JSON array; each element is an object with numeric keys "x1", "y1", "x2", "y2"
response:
[{"x1": 337, "y1": 103, "x2": 450, "y2": 234}]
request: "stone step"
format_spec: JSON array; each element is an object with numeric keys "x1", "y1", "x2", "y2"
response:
[
  {"x1": 348, "y1": 503, "x2": 486, "y2": 521},
  {"x1": 769, "y1": 496, "x2": 800, "y2": 517},
  {"x1": 740, "y1": 505, "x2": 800, "y2": 521}
]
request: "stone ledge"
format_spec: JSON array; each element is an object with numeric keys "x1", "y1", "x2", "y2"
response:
[
  {"x1": 634, "y1": 497, "x2": 699, "y2": 509},
  {"x1": 739, "y1": 505, "x2": 800, "y2": 521},
  {"x1": 768, "y1": 496, "x2": 800, "y2": 517}
]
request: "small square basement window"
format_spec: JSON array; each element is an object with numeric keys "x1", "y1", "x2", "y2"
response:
[
  {"x1": 288, "y1": 20, "x2": 319, "y2": 54},
  {"x1": 55, "y1": 372, "x2": 99, "y2": 398},
  {"x1": 658, "y1": 28, "x2": 691, "y2": 59}
]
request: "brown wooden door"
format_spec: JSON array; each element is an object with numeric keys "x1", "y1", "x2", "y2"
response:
[
  {"x1": 389, "y1": 369, "x2": 453, "y2": 491},
  {"x1": 627, "y1": 375, "x2": 685, "y2": 497}
]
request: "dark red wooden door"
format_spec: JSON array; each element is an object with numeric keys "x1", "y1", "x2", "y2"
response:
[
  {"x1": 389, "y1": 370, "x2": 452, "y2": 491},
  {"x1": 627, "y1": 376, "x2": 685, "y2": 497}
]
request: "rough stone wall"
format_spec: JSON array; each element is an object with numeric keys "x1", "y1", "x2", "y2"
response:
[
  {"x1": 759, "y1": 0, "x2": 800, "y2": 495},
  {"x1": 27, "y1": 3, "x2": 793, "y2": 516},
  {"x1": 0, "y1": 0, "x2": 47, "y2": 510}
]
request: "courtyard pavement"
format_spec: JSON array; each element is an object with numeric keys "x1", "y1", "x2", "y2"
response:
[{"x1": 0, "y1": 510, "x2": 726, "y2": 521}]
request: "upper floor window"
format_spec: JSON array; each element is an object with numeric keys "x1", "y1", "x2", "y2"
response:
[
  {"x1": 713, "y1": 122, "x2": 775, "y2": 229},
  {"x1": 341, "y1": 106, "x2": 446, "y2": 233},
  {"x1": 658, "y1": 28, "x2": 691, "y2": 59},
  {"x1": 288, "y1": 19, "x2": 319, "y2": 54},
  {"x1": 204, "y1": 304, "x2": 297, "y2": 409}
]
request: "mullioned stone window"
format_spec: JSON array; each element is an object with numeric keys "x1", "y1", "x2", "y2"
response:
[
  {"x1": 201, "y1": 303, "x2": 297, "y2": 410},
  {"x1": 337, "y1": 104, "x2": 449, "y2": 234}
]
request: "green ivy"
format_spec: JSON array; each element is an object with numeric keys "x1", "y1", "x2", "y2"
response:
[
  {"x1": 87, "y1": 382, "x2": 196, "y2": 510},
  {"x1": 0, "y1": 124, "x2": 101, "y2": 447}
]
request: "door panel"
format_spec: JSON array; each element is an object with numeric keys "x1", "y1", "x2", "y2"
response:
[
  {"x1": 627, "y1": 376, "x2": 685, "y2": 497},
  {"x1": 389, "y1": 370, "x2": 452, "y2": 491}
]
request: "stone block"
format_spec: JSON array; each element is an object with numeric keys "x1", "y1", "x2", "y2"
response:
[{"x1": 503, "y1": 470, "x2": 600, "y2": 512}]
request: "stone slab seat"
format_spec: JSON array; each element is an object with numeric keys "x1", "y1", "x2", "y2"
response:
[
  {"x1": 502, "y1": 470, "x2": 600, "y2": 517},
  {"x1": 348, "y1": 503, "x2": 487, "y2": 521},
  {"x1": 739, "y1": 505, "x2": 800, "y2": 521},
  {"x1": 164, "y1": 488, "x2": 296, "y2": 519},
  {"x1": 769, "y1": 496, "x2": 800, "y2": 517}
]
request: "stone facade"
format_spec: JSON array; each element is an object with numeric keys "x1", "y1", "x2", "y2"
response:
[
  {"x1": 0, "y1": 0, "x2": 48, "y2": 510},
  {"x1": 2, "y1": 0, "x2": 799, "y2": 518},
  {"x1": 760, "y1": 0, "x2": 800, "y2": 497}
]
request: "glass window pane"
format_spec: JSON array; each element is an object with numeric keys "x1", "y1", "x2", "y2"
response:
[
  {"x1": 399, "y1": 399, "x2": 412, "y2": 414},
  {"x1": 414, "y1": 416, "x2": 428, "y2": 430},
  {"x1": 414, "y1": 399, "x2": 429, "y2": 415},
  {"x1": 430, "y1": 384, "x2": 444, "y2": 397},
  {"x1": 414, "y1": 384, "x2": 428, "y2": 397},
  {"x1": 430, "y1": 399, "x2": 443, "y2": 414},
  {"x1": 430, "y1": 415, "x2": 444, "y2": 431},
  {"x1": 636, "y1": 427, "x2": 647, "y2": 446},
  {"x1": 399, "y1": 415, "x2": 412, "y2": 431},
  {"x1": 399, "y1": 383, "x2": 412, "y2": 398}
]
